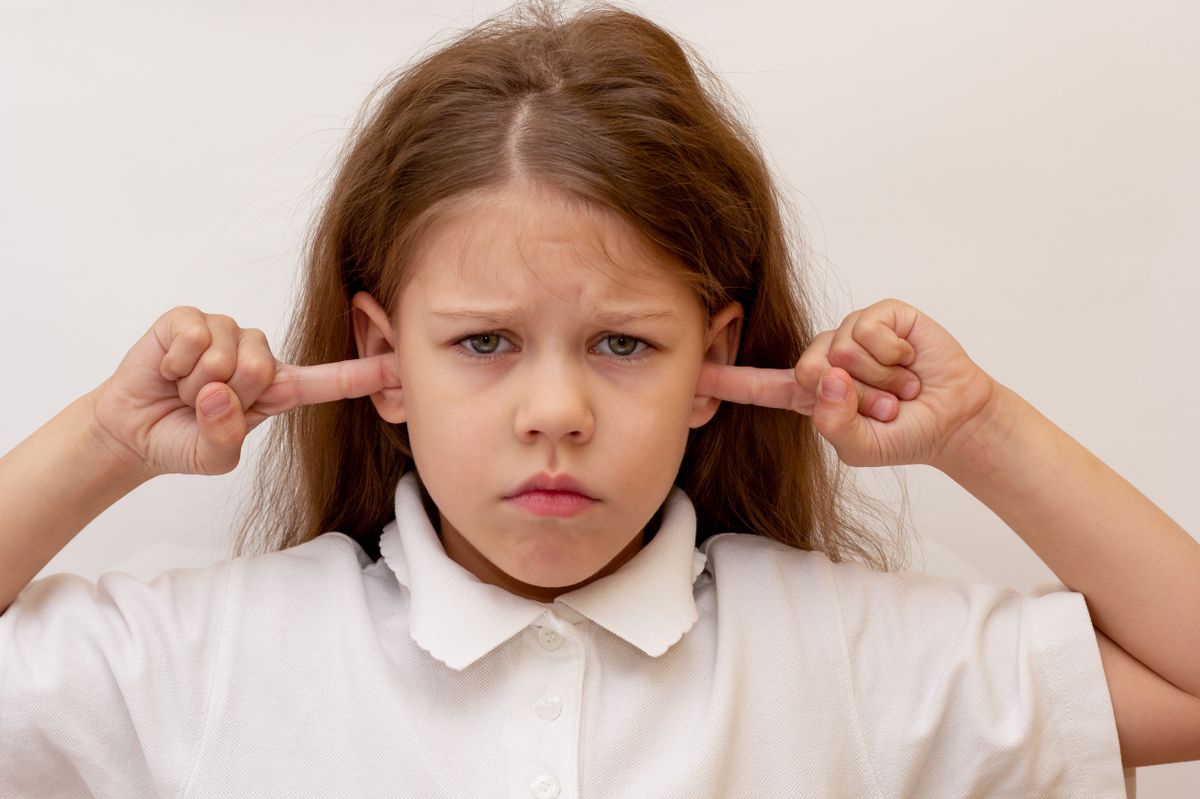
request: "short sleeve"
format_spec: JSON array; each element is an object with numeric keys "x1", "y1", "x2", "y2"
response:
[
  {"x1": 0, "y1": 559, "x2": 234, "y2": 797},
  {"x1": 829, "y1": 562, "x2": 1130, "y2": 797}
]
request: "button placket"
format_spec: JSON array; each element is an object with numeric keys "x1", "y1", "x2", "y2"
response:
[
  {"x1": 507, "y1": 615, "x2": 583, "y2": 799},
  {"x1": 532, "y1": 624, "x2": 565, "y2": 724}
]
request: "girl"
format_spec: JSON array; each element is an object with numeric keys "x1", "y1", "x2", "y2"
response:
[{"x1": 2, "y1": 1, "x2": 1197, "y2": 796}]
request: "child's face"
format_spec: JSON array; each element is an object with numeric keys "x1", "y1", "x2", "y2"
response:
[{"x1": 360, "y1": 185, "x2": 740, "y2": 600}]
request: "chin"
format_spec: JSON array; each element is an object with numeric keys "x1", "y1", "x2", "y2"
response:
[
  {"x1": 513, "y1": 562, "x2": 596, "y2": 589},
  {"x1": 509, "y1": 548, "x2": 605, "y2": 588}
]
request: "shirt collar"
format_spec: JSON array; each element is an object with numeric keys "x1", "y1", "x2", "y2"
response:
[{"x1": 377, "y1": 471, "x2": 708, "y2": 671}]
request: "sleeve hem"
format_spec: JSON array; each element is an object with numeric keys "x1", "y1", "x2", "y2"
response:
[{"x1": 1027, "y1": 584, "x2": 1131, "y2": 797}]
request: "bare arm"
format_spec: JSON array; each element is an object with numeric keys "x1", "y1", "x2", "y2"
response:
[
  {"x1": 0, "y1": 305, "x2": 398, "y2": 616},
  {"x1": 935, "y1": 383, "x2": 1200, "y2": 767},
  {"x1": 0, "y1": 391, "x2": 150, "y2": 614}
]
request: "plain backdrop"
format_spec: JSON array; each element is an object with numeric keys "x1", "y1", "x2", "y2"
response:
[{"x1": 2, "y1": 0, "x2": 1197, "y2": 792}]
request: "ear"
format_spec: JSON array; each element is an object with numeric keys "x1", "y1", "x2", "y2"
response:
[
  {"x1": 350, "y1": 291, "x2": 406, "y2": 424},
  {"x1": 689, "y1": 301, "x2": 744, "y2": 428}
]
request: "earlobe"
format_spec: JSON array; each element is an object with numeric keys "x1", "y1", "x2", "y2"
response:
[
  {"x1": 689, "y1": 301, "x2": 744, "y2": 429},
  {"x1": 350, "y1": 291, "x2": 407, "y2": 424}
]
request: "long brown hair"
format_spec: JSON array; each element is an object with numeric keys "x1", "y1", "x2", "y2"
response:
[{"x1": 235, "y1": 0, "x2": 905, "y2": 570}]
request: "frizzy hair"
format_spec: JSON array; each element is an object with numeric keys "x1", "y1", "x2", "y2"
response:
[{"x1": 234, "y1": 0, "x2": 905, "y2": 570}]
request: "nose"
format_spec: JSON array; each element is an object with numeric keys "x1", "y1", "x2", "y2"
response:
[{"x1": 513, "y1": 356, "x2": 595, "y2": 446}]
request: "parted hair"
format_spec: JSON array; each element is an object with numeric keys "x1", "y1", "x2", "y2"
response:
[{"x1": 236, "y1": 0, "x2": 904, "y2": 570}]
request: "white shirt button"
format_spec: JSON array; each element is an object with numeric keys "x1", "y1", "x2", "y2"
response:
[
  {"x1": 536, "y1": 626, "x2": 563, "y2": 650},
  {"x1": 530, "y1": 773, "x2": 561, "y2": 798},
  {"x1": 534, "y1": 694, "x2": 562, "y2": 720}
]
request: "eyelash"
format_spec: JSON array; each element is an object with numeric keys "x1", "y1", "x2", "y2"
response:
[{"x1": 452, "y1": 331, "x2": 654, "y2": 364}]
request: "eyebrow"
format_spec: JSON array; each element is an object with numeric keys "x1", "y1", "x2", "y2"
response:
[{"x1": 430, "y1": 307, "x2": 678, "y2": 326}]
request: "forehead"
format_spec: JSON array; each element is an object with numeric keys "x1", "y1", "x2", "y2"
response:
[{"x1": 403, "y1": 186, "x2": 698, "y2": 308}]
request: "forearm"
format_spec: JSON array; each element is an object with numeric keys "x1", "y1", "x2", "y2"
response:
[
  {"x1": 935, "y1": 382, "x2": 1200, "y2": 699},
  {"x1": 0, "y1": 390, "x2": 151, "y2": 614}
]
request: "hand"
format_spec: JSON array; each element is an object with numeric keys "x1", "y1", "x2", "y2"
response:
[
  {"x1": 696, "y1": 299, "x2": 996, "y2": 468},
  {"x1": 89, "y1": 306, "x2": 399, "y2": 477}
]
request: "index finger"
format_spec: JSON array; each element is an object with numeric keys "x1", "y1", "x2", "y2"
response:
[
  {"x1": 696, "y1": 362, "x2": 812, "y2": 414},
  {"x1": 249, "y1": 354, "x2": 401, "y2": 418}
]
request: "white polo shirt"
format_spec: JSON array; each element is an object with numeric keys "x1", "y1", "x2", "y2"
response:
[{"x1": 1, "y1": 471, "x2": 1132, "y2": 797}]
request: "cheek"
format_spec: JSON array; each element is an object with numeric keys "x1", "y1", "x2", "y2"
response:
[
  {"x1": 407, "y1": 388, "x2": 494, "y2": 456},
  {"x1": 613, "y1": 360, "x2": 697, "y2": 419},
  {"x1": 399, "y1": 356, "x2": 496, "y2": 461},
  {"x1": 602, "y1": 372, "x2": 694, "y2": 453}
]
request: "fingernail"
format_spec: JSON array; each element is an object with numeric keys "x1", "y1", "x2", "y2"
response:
[
  {"x1": 821, "y1": 374, "x2": 848, "y2": 400},
  {"x1": 872, "y1": 397, "x2": 895, "y2": 419},
  {"x1": 200, "y1": 389, "x2": 231, "y2": 417},
  {"x1": 900, "y1": 379, "x2": 920, "y2": 400}
]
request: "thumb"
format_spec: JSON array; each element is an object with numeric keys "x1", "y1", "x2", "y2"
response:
[
  {"x1": 811, "y1": 368, "x2": 874, "y2": 466},
  {"x1": 194, "y1": 382, "x2": 248, "y2": 474}
]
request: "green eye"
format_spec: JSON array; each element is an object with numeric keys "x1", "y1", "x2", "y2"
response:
[
  {"x1": 467, "y1": 333, "x2": 502, "y2": 354},
  {"x1": 598, "y1": 334, "x2": 648, "y2": 360},
  {"x1": 607, "y1": 335, "x2": 639, "y2": 356}
]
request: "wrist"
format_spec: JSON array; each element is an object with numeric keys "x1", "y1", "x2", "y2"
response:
[
  {"x1": 76, "y1": 386, "x2": 158, "y2": 486},
  {"x1": 928, "y1": 380, "x2": 1028, "y2": 481}
]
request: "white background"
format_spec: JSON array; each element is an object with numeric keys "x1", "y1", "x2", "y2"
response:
[{"x1": 2, "y1": 0, "x2": 1197, "y2": 792}]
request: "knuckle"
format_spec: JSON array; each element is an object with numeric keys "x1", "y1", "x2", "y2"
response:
[
  {"x1": 240, "y1": 353, "x2": 276, "y2": 384},
  {"x1": 808, "y1": 330, "x2": 834, "y2": 350},
  {"x1": 179, "y1": 324, "x2": 212, "y2": 350},
  {"x1": 199, "y1": 348, "x2": 236, "y2": 377},
  {"x1": 795, "y1": 353, "x2": 825, "y2": 382},
  {"x1": 167, "y1": 304, "x2": 201, "y2": 320},
  {"x1": 827, "y1": 342, "x2": 857, "y2": 369},
  {"x1": 881, "y1": 297, "x2": 915, "y2": 322},
  {"x1": 851, "y1": 314, "x2": 879, "y2": 339},
  {"x1": 208, "y1": 313, "x2": 238, "y2": 331},
  {"x1": 747, "y1": 373, "x2": 765, "y2": 406},
  {"x1": 243, "y1": 328, "x2": 275, "y2": 356},
  {"x1": 337, "y1": 365, "x2": 354, "y2": 398}
]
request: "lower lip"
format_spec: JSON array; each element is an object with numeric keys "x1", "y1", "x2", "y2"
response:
[{"x1": 507, "y1": 490, "x2": 597, "y2": 517}]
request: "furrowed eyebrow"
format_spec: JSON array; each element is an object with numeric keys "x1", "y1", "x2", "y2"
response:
[
  {"x1": 429, "y1": 308, "x2": 531, "y2": 325},
  {"x1": 430, "y1": 307, "x2": 677, "y2": 326},
  {"x1": 592, "y1": 308, "x2": 677, "y2": 326}
]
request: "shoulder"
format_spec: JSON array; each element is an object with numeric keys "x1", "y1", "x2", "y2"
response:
[
  {"x1": 700, "y1": 531, "x2": 896, "y2": 606},
  {"x1": 697, "y1": 532, "x2": 843, "y2": 625},
  {"x1": 698, "y1": 531, "x2": 1093, "y2": 653},
  {"x1": 704, "y1": 529, "x2": 1070, "y2": 601},
  {"x1": 222, "y1": 531, "x2": 386, "y2": 620},
  {"x1": 5, "y1": 531, "x2": 373, "y2": 631},
  {"x1": 700, "y1": 530, "x2": 833, "y2": 577},
  {"x1": 237, "y1": 531, "x2": 373, "y2": 579}
]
